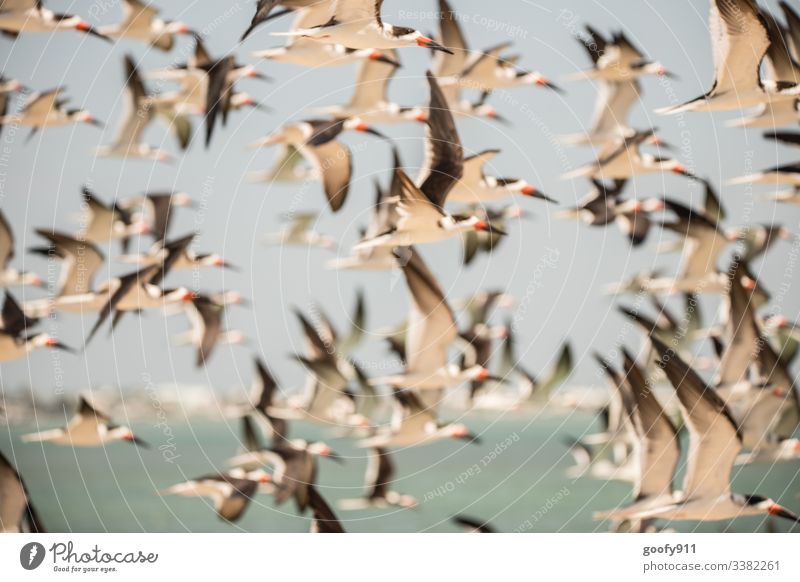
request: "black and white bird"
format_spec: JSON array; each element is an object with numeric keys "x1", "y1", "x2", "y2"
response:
[
  {"x1": 0, "y1": 1, "x2": 110, "y2": 40},
  {"x1": 98, "y1": 0, "x2": 193, "y2": 50},
  {"x1": 337, "y1": 447, "x2": 417, "y2": 510},
  {"x1": 21, "y1": 396, "x2": 148, "y2": 447},
  {"x1": 0, "y1": 292, "x2": 70, "y2": 362},
  {"x1": 657, "y1": 0, "x2": 800, "y2": 115},
  {"x1": 270, "y1": 0, "x2": 453, "y2": 53},
  {"x1": 0, "y1": 87, "x2": 102, "y2": 139},
  {"x1": 0, "y1": 209, "x2": 42, "y2": 288}
]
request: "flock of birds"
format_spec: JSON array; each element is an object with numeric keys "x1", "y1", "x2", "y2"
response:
[{"x1": 1, "y1": 0, "x2": 800, "y2": 533}]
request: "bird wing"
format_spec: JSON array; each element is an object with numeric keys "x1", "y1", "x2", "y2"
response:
[
  {"x1": 286, "y1": 211, "x2": 318, "y2": 238},
  {"x1": 253, "y1": 357, "x2": 280, "y2": 413},
  {"x1": 590, "y1": 79, "x2": 640, "y2": 136},
  {"x1": 366, "y1": 446, "x2": 393, "y2": 499},
  {"x1": 460, "y1": 149, "x2": 500, "y2": 187},
  {"x1": 348, "y1": 49, "x2": 399, "y2": 109},
  {"x1": 120, "y1": 0, "x2": 158, "y2": 30},
  {"x1": 34, "y1": 230, "x2": 104, "y2": 297},
  {"x1": 308, "y1": 485, "x2": 345, "y2": 533},
  {"x1": 332, "y1": 0, "x2": 383, "y2": 25},
  {"x1": 708, "y1": 0, "x2": 770, "y2": 94},
  {"x1": 762, "y1": 8, "x2": 800, "y2": 83},
  {"x1": 622, "y1": 348, "x2": 679, "y2": 499},
  {"x1": 417, "y1": 72, "x2": 463, "y2": 208},
  {"x1": 717, "y1": 265, "x2": 761, "y2": 386},
  {"x1": 114, "y1": 55, "x2": 153, "y2": 148},
  {"x1": 650, "y1": 336, "x2": 742, "y2": 501},
  {"x1": 1, "y1": 292, "x2": 37, "y2": 337},
  {"x1": 300, "y1": 140, "x2": 352, "y2": 212},
  {"x1": 401, "y1": 246, "x2": 457, "y2": 376},
  {"x1": 21, "y1": 88, "x2": 63, "y2": 118},
  {"x1": 433, "y1": 0, "x2": 468, "y2": 77},
  {"x1": 189, "y1": 296, "x2": 223, "y2": 367}
]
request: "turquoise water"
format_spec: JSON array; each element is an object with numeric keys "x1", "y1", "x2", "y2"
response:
[{"x1": 3, "y1": 412, "x2": 799, "y2": 533}]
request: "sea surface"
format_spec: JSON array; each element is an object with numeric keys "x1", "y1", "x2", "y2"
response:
[{"x1": 2, "y1": 411, "x2": 799, "y2": 533}]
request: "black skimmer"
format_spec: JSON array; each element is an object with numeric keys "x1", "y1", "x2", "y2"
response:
[
  {"x1": 252, "y1": 117, "x2": 386, "y2": 212},
  {"x1": 731, "y1": 223, "x2": 795, "y2": 260},
  {"x1": 251, "y1": 3, "x2": 398, "y2": 68},
  {"x1": 96, "y1": 55, "x2": 182, "y2": 161},
  {"x1": 0, "y1": 87, "x2": 102, "y2": 140},
  {"x1": 271, "y1": 0, "x2": 452, "y2": 54},
  {"x1": 569, "y1": 27, "x2": 672, "y2": 82},
  {"x1": 762, "y1": 314, "x2": 800, "y2": 368},
  {"x1": 22, "y1": 395, "x2": 148, "y2": 447},
  {"x1": 0, "y1": 1, "x2": 109, "y2": 40},
  {"x1": 78, "y1": 186, "x2": 150, "y2": 252},
  {"x1": 117, "y1": 232, "x2": 236, "y2": 274},
  {"x1": 99, "y1": 0, "x2": 193, "y2": 50},
  {"x1": 440, "y1": 41, "x2": 561, "y2": 94},
  {"x1": 0, "y1": 210, "x2": 43, "y2": 288},
  {"x1": 310, "y1": 49, "x2": 422, "y2": 124},
  {"x1": 642, "y1": 184, "x2": 735, "y2": 294},
  {"x1": 727, "y1": 9, "x2": 800, "y2": 128},
  {"x1": 229, "y1": 439, "x2": 339, "y2": 512},
  {"x1": 248, "y1": 357, "x2": 289, "y2": 446},
  {"x1": 0, "y1": 292, "x2": 70, "y2": 362},
  {"x1": 338, "y1": 447, "x2": 417, "y2": 510},
  {"x1": 729, "y1": 160, "x2": 800, "y2": 188},
  {"x1": 562, "y1": 130, "x2": 694, "y2": 181},
  {"x1": 327, "y1": 151, "x2": 402, "y2": 270},
  {"x1": 358, "y1": 389, "x2": 481, "y2": 448},
  {"x1": 24, "y1": 230, "x2": 105, "y2": 317},
  {"x1": 174, "y1": 294, "x2": 246, "y2": 367},
  {"x1": 0, "y1": 448, "x2": 45, "y2": 532},
  {"x1": 458, "y1": 320, "x2": 509, "y2": 402},
  {"x1": 263, "y1": 212, "x2": 337, "y2": 250},
  {"x1": 240, "y1": 0, "x2": 317, "y2": 41},
  {"x1": 594, "y1": 348, "x2": 680, "y2": 529},
  {"x1": 84, "y1": 264, "x2": 195, "y2": 343},
  {"x1": 460, "y1": 205, "x2": 525, "y2": 266},
  {"x1": 611, "y1": 197, "x2": 666, "y2": 246},
  {"x1": 158, "y1": 470, "x2": 271, "y2": 522},
  {"x1": 556, "y1": 178, "x2": 628, "y2": 226},
  {"x1": 446, "y1": 149, "x2": 554, "y2": 204},
  {"x1": 354, "y1": 74, "x2": 503, "y2": 249},
  {"x1": 629, "y1": 336, "x2": 800, "y2": 526},
  {"x1": 657, "y1": 0, "x2": 800, "y2": 115},
  {"x1": 118, "y1": 191, "x2": 194, "y2": 247},
  {"x1": 428, "y1": 0, "x2": 507, "y2": 122}
]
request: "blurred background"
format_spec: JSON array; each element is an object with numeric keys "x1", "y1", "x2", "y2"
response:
[{"x1": 1, "y1": 0, "x2": 799, "y2": 532}]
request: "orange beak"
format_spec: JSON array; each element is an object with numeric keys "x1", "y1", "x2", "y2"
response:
[
  {"x1": 521, "y1": 184, "x2": 536, "y2": 196},
  {"x1": 416, "y1": 36, "x2": 434, "y2": 47},
  {"x1": 474, "y1": 219, "x2": 489, "y2": 231}
]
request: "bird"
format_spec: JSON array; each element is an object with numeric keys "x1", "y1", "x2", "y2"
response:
[
  {"x1": 593, "y1": 349, "x2": 680, "y2": 529},
  {"x1": 556, "y1": 178, "x2": 628, "y2": 226},
  {"x1": 77, "y1": 186, "x2": 150, "y2": 252},
  {"x1": 98, "y1": 0, "x2": 193, "y2": 49},
  {"x1": 357, "y1": 389, "x2": 481, "y2": 449},
  {"x1": 117, "y1": 233, "x2": 236, "y2": 273},
  {"x1": 173, "y1": 294, "x2": 246, "y2": 367},
  {"x1": 252, "y1": 117, "x2": 386, "y2": 212},
  {"x1": 309, "y1": 49, "x2": 423, "y2": 125},
  {"x1": 307, "y1": 485, "x2": 345, "y2": 533},
  {"x1": 353, "y1": 73, "x2": 503, "y2": 250},
  {"x1": 657, "y1": 0, "x2": 800, "y2": 115},
  {"x1": 158, "y1": 470, "x2": 272, "y2": 522},
  {"x1": 96, "y1": 55, "x2": 186, "y2": 161},
  {"x1": 440, "y1": 41, "x2": 561, "y2": 93},
  {"x1": 263, "y1": 212, "x2": 337, "y2": 250},
  {"x1": 270, "y1": 0, "x2": 453, "y2": 54},
  {"x1": 117, "y1": 191, "x2": 194, "y2": 247},
  {"x1": 0, "y1": 75, "x2": 24, "y2": 136},
  {"x1": 251, "y1": 2, "x2": 399, "y2": 68},
  {"x1": 0, "y1": 210, "x2": 42, "y2": 288},
  {"x1": 337, "y1": 447, "x2": 417, "y2": 510},
  {"x1": 0, "y1": 448, "x2": 45, "y2": 532},
  {"x1": 0, "y1": 292, "x2": 71, "y2": 362},
  {"x1": 0, "y1": 87, "x2": 102, "y2": 140},
  {"x1": 627, "y1": 336, "x2": 800, "y2": 526},
  {"x1": 561, "y1": 130, "x2": 695, "y2": 181},
  {"x1": 326, "y1": 151, "x2": 403, "y2": 270},
  {"x1": 567, "y1": 27, "x2": 672, "y2": 82},
  {"x1": 0, "y1": 1, "x2": 110, "y2": 40},
  {"x1": 240, "y1": 0, "x2": 319, "y2": 41},
  {"x1": 21, "y1": 395, "x2": 149, "y2": 447},
  {"x1": 445, "y1": 149, "x2": 554, "y2": 205}
]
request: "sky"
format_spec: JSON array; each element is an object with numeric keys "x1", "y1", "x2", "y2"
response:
[{"x1": 1, "y1": 0, "x2": 799, "y2": 408}]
